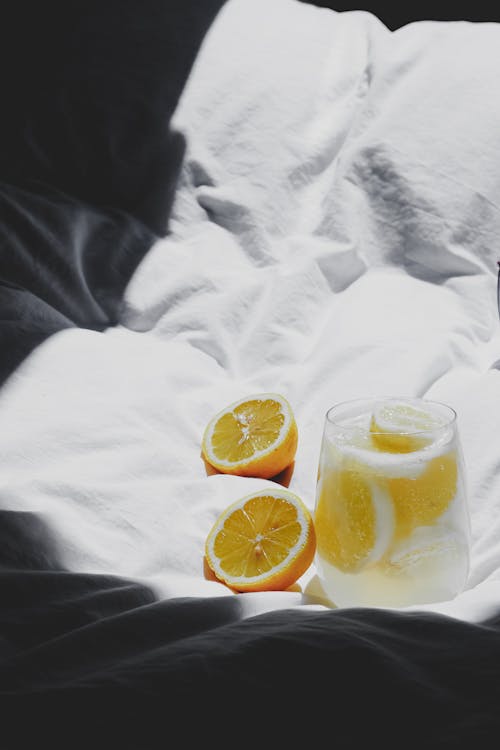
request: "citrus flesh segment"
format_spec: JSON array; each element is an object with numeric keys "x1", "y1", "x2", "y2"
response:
[
  {"x1": 201, "y1": 393, "x2": 298, "y2": 478},
  {"x1": 314, "y1": 468, "x2": 393, "y2": 574},
  {"x1": 205, "y1": 490, "x2": 316, "y2": 592},
  {"x1": 370, "y1": 400, "x2": 442, "y2": 453},
  {"x1": 387, "y1": 452, "x2": 458, "y2": 539},
  {"x1": 211, "y1": 399, "x2": 285, "y2": 461}
]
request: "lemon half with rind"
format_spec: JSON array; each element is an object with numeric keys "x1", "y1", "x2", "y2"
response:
[
  {"x1": 205, "y1": 489, "x2": 316, "y2": 592},
  {"x1": 201, "y1": 393, "x2": 298, "y2": 478}
]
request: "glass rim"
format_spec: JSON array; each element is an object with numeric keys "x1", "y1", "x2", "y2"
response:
[{"x1": 325, "y1": 396, "x2": 457, "y2": 436}]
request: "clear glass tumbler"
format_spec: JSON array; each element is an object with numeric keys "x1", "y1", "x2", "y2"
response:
[{"x1": 313, "y1": 397, "x2": 470, "y2": 608}]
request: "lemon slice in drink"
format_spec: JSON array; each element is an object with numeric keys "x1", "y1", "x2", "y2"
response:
[
  {"x1": 385, "y1": 525, "x2": 463, "y2": 579},
  {"x1": 370, "y1": 399, "x2": 441, "y2": 453},
  {"x1": 388, "y1": 452, "x2": 458, "y2": 538},
  {"x1": 314, "y1": 468, "x2": 394, "y2": 574}
]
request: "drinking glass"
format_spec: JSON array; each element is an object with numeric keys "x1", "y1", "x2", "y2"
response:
[{"x1": 313, "y1": 397, "x2": 470, "y2": 608}]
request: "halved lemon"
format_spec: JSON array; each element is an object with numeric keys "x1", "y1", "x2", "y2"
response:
[
  {"x1": 314, "y1": 468, "x2": 394, "y2": 573},
  {"x1": 370, "y1": 400, "x2": 441, "y2": 453},
  {"x1": 201, "y1": 393, "x2": 298, "y2": 479},
  {"x1": 205, "y1": 489, "x2": 316, "y2": 592}
]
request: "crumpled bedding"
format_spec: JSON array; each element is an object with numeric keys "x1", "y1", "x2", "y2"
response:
[{"x1": 2, "y1": 0, "x2": 500, "y2": 745}]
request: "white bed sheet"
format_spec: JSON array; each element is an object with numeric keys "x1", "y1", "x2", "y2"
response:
[{"x1": 2, "y1": 0, "x2": 500, "y2": 623}]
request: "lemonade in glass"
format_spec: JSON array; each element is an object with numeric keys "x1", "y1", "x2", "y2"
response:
[{"x1": 314, "y1": 397, "x2": 470, "y2": 608}]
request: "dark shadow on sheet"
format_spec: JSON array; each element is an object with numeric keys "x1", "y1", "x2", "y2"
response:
[
  {"x1": 0, "y1": 508, "x2": 164, "y2": 659},
  {"x1": 0, "y1": 1, "x2": 228, "y2": 231},
  {"x1": 0, "y1": 511, "x2": 65, "y2": 572},
  {"x1": 0, "y1": 0, "x2": 227, "y2": 389},
  {"x1": 0, "y1": 512, "x2": 498, "y2": 747},
  {"x1": 1, "y1": 600, "x2": 500, "y2": 748},
  {"x1": 0, "y1": 181, "x2": 158, "y2": 385},
  {"x1": 298, "y1": 1, "x2": 500, "y2": 29}
]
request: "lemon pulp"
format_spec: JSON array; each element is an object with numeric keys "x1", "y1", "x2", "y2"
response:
[
  {"x1": 213, "y1": 494, "x2": 301, "y2": 577},
  {"x1": 315, "y1": 469, "x2": 377, "y2": 573},
  {"x1": 211, "y1": 399, "x2": 285, "y2": 462},
  {"x1": 388, "y1": 452, "x2": 458, "y2": 538}
]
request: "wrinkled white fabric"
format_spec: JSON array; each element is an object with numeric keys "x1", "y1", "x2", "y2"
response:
[{"x1": 2, "y1": 0, "x2": 500, "y2": 622}]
